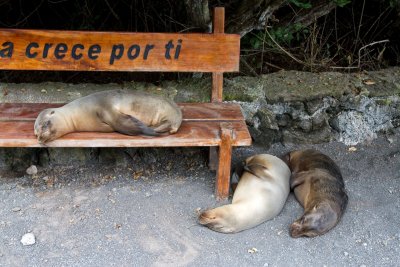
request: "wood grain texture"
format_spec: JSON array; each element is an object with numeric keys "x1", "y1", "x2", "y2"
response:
[
  {"x1": 215, "y1": 123, "x2": 233, "y2": 200},
  {"x1": 212, "y1": 72, "x2": 223, "y2": 102},
  {"x1": 0, "y1": 102, "x2": 251, "y2": 147},
  {"x1": 213, "y1": 7, "x2": 225, "y2": 34},
  {"x1": 0, "y1": 29, "x2": 240, "y2": 72},
  {"x1": 0, "y1": 120, "x2": 251, "y2": 147},
  {"x1": 211, "y1": 7, "x2": 225, "y2": 103},
  {"x1": 0, "y1": 102, "x2": 246, "y2": 121}
]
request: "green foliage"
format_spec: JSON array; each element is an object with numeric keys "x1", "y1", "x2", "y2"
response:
[
  {"x1": 333, "y1": 0, "x2": 351, "y2": 8},
  {"x1": 270, "y1": 24, "x2": 309, "y2": 45},
  {"x1": 242, "y1": 23, "x2": 309, "y2": 50},
  {"x1": 388, "y1": 0, "x2": 399, "y2": 8},
  {"x1": 243, "y1": 23, "x2": 309, "y2": 50},
  {"x1": 288, "y1": 0, "x2": 312, "y2": 9}
]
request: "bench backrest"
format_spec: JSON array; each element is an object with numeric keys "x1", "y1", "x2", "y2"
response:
[{"x1": 0, "y1": 8, "x2": 239, "y2": 102}]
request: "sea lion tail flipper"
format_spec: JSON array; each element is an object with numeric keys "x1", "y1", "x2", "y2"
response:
[
  {"x1": 114, "y1": 114, "x2": 160, "y2": 136},
  {"x1": 153, "y1": 120, "x2": 172, "y2": 133}
]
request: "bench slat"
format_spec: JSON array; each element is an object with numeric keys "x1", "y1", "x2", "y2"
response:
[
  {"x1": 0, "y1": 102, "x2": 245, "y2": 122},
  {"x1": 0, "y1": 120, "x2": 251, "y2": 147},
  {"x1": 0, "y1": 29, "x2": 240, "y2": 72}
]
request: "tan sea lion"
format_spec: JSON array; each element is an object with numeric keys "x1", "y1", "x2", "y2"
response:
[
  {"x1": 283, "y1": 149, "x2": 348, "y2": 238},
  {"x1": 34, "y1": 89, "x2": 182, "y2": 143},
  {"x1": 198, "y1": 154, "x2": 291, "y2": 233}
]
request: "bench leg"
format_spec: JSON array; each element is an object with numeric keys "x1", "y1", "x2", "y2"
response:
[{"x1": 215, "y1": 125, "x2": 233, "y2": 201}]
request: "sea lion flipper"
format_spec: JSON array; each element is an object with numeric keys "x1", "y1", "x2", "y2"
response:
[
  {"x1": 113, "y1": 113, "x2": 159, "y2": 136},
  {"x1": 153, "y1": 120, "x2": 173, "y2": 133}
]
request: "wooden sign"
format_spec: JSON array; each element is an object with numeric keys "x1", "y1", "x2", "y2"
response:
[{"x1": 0, "y1": 29, "x2": 240, "y2": 72}]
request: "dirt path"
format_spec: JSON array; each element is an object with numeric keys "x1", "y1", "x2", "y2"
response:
[{"x1": 0, "y1": 130, "x2": 399, "y2": 266}]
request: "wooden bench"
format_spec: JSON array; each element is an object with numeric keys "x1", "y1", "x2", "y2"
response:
[{"x1": 0, "y1": 7, "x2": 251, "y2": 200}]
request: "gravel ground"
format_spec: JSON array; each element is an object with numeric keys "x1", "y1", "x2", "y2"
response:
[{"x1": 0, "y1": 130, "x2": 399, "y2": 267}]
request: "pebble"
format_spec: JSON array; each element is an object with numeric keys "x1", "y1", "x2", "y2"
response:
[
  {"x1": 348, "y1": 147, "x2": 357, "y2": 152},
  {"x1": 12, "y1": 207, "x2": 21, "y2": 212},
  {"x1": 344, "y1": 251, "x2": 349, "y2": 256},
  {"x1": 26, "y1": 165, "x2": 38, "y2": 175},
  {"x1": 247, "y1": 247, "x2": 258, "y2": 254},
  {"x1": 21, "y1": 233, "x2": 36, "y2": 246}
]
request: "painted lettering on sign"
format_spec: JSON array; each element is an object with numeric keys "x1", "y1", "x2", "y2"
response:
[{"x1": 0, "y1": 39, "x2": 183, "y2": 64}]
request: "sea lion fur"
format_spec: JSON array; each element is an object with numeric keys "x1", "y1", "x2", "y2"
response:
[
  {"x1": 283, "y1": 149, "x2": 348, "y2": 238},
  {"x1": 34, "y1": 89, "x2": 182, "y2": 143},
  {"x1": 198, "y1": 154, "x2": 291, "y2": 233}
]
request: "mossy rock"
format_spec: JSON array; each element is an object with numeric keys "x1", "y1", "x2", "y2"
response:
[
  {"x1": 282, "y1": 128, "x2": 333, "y2": 144},
  {"x1": 261, "y1": 70, "x2": 350, "y2": 102},
  {"x1": 348, "y1": 67, "x2": 400, "y2": 97},
  {"x1": 223, "y1": 77, "x2": 264, "y2": 102},
  {"x1": 161, "y1": 77, "x2": 211, "y2": 103}
]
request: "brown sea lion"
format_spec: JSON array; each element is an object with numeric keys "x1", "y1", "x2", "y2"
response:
[
  {"x1": 198, "y1": 154, "x2": 291, "y2": 233},
  {"x1": 283, "y1": 149, "x2": 348, "y2": 238},
  {"x1": 34, "y1": 89, "x2": 182, "y2": 143}
]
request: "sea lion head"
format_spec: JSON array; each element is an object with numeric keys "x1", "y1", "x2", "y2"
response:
[
  {"x1": 290, "y1": 202, "x2": 338, "y2": 238},
  {"x1": 34, "y1": 108, "x2": 67, "y2": 143},
  {"x1": 198, "y1": 207, "x2": 237, "y2": 233}
]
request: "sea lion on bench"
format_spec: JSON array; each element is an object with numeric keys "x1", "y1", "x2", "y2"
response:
[
  {"x1": 198, "y1": 154, "x2": 291, "y2": 233},
  {"x1": 34, "y1": 89, "x2": 182, "y2": 143},
  {"x1": 282, "y1": 149, "x2": 348, "y2": 238}
]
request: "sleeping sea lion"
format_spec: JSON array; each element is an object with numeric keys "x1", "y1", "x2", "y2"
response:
[
  {"x1": 283, "y1": 149, "x2": 348, "y2": 238},
  {"x1": 34, "y1": 89, "x2": 182, "y2": 143},
  {"x1": 198, "y1": 154, "x2": 291, "y2": 233}
]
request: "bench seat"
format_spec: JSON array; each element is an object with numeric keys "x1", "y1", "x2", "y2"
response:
[{"x1": 0, "y1": 102, "x2": 251, "y2": 147}]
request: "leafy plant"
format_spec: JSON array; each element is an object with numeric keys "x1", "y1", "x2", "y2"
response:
[
  {"x1": 268, "y1": 24, "x2": 309, "y2": 46},
  {"x1": 387, "y1": 0, "x2": 399, "y2": 8},
  {"x1": 243, "y1": 23, "x2": 309, "y2": 50}
]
